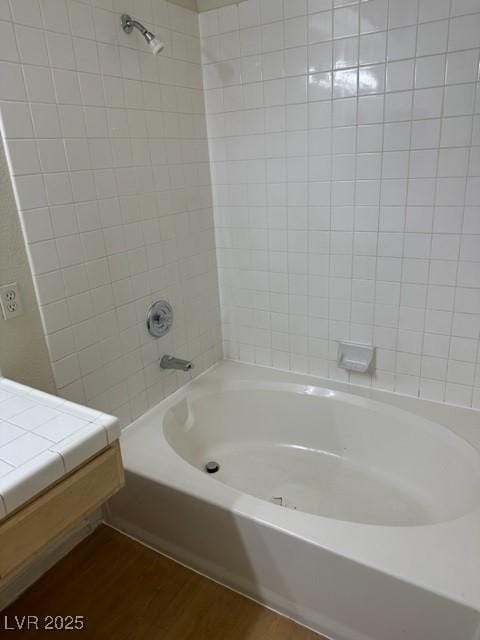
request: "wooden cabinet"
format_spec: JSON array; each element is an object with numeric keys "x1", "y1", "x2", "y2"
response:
[{"x1": 0, "y1": 442, "x2": 124, "y2": 583}]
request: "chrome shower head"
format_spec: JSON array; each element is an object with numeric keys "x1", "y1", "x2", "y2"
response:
[{"x1": 121, "y1": 14, "x2": 164, "y2": 55}]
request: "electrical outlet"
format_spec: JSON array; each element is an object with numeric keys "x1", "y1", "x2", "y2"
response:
[{"x1": 0, "y1": 283, "x2": 24, "y2": 320}]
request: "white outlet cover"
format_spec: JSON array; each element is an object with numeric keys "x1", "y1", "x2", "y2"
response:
[{"x1": 0, "y1": 283, "x2": 24, "y2": 320}]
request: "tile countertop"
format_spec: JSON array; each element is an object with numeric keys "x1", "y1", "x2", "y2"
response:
[{"x1": 0, "y1": 377, "x2": 120, "y2": 522}]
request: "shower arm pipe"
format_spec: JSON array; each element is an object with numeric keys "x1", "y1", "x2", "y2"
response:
[{"x1": 121, "y1": 14, "x2": 155, "y2": 43}]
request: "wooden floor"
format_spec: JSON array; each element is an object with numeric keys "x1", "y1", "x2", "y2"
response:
[{"x1": 1, "y1": 525, "x2": 324, "y2": 639}]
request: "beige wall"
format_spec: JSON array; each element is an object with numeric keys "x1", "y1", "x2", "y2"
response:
[
  {"x1": 0, "y1": 140, "x2": 55, "y2": 394},
  {"x1": 168, "y1": 0, "x2": 198, "y2": 11},
  {"x1": 168, "y1": 0, "x2": 244, "y2": 12},
  {"x1": 196, "y1": 0, "x2": 244, "y2": 11}
]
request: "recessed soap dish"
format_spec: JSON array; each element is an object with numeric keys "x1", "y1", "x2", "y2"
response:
[{"x1": 337, "y1": 342, "x2": 375, "y2": 374}]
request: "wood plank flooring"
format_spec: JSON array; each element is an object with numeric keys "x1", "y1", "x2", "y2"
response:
[{"x1": 1, "y1": 525, "x2": 324, "y2": 639}]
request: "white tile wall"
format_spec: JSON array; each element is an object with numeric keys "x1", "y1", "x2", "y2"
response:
[
  {"x1": 0, "y1": 0, "x2": 222, "y2": 426},
  {"x1": 200, "y1": 0, "x2": 480, "y2": 407},
  {"x1": 2, "y1": 0, "x2": 480, "y2": 416}
]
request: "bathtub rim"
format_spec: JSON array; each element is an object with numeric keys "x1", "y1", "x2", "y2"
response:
[{"x1": 159, "y1": 376, "x2": 480, "y2": 465}]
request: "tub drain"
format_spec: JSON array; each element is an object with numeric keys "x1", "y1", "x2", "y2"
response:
[{"x1": 205, "y1": 461, "x2": 220, "y2": 474}]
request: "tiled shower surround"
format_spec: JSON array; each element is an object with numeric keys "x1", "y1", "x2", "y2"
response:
[
  {"x1": 0, "y1": 0, "x2": 222, "y2": 425},
  {"x1": 200, "y1": 0, "x2": 480, "y2": 407},
  {"x1": 1, "y1": 0, "x2": 480, "y2": 417}
]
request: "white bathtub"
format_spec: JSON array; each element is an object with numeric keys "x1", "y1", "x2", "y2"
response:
[{"x1": 107, "y1": 361, "x2": 480, "y2": 640}]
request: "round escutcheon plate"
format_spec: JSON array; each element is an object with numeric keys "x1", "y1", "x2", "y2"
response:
[{"x1": 146, "y1": 300, "x2": 173, "y2": 338}]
